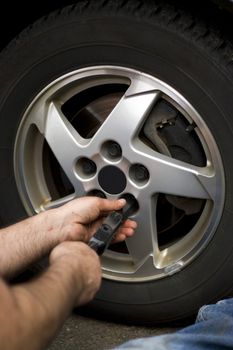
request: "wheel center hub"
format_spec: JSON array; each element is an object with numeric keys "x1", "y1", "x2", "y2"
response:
[{"x1": 98, "y1": 165, "x2": 127, "y2": 194}]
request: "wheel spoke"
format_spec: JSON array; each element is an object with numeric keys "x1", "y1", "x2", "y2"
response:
[
  {"x1": 35, "y1": 102, "x2": 87, "y2": 194},
  {"x1": 131, "y1": 142, "x2": 216, "y2": 200},
  {"x1": 126, "y1": 192, "x2": 159, "y2": 266}
]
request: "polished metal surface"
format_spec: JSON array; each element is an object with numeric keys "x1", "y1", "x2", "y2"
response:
[{"x1": 14, "y1": 66, "x2": 225, "y2": 282}]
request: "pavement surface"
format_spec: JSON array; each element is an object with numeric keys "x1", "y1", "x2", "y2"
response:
[{"x1": 48, "y1": 313, "x2": 177, "y2": 350}]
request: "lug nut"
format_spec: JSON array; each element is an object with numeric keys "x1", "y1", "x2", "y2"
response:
[
  {"x1": 130, "y1": 164, "x2": 150, "y2": 184},
  {"x1": 82, "y1": 158, "x2": 97, "y2": 175},
  {"x1": 76, "y1": 157, "x2": 97, "y2": 177},
  {"x1": 135, "y1": 164, "x2": 149, "y2": 181},
  {"x1": 107, "y1": 142, "x2": 122, "y2": 159}
]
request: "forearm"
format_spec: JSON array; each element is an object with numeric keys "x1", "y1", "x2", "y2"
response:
[
  {"x1": 0, "y1": 262, "x2": 78, "y2": 350},
  {"x1": 0, "y1": 210, "x2": 59, "y2": 279},
  {"x1": 0, "y1": 197, "x2": 133, "y2": 279}
]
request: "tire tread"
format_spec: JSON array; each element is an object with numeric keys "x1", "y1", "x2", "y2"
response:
[{"x1": 1, "y1": 0, "x2": 232, "y2": 74}]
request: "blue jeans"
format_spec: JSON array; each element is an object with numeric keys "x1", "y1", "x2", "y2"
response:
[{"x1": 114, "y1": 298, "x2": 233, "y2": 349}]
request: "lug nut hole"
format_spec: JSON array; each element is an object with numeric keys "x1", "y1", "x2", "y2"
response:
[{"x1": 87, "y1": 189, "x2": 106, "y2": 198}]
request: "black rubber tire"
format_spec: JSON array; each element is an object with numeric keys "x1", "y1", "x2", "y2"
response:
[{"x1": 1, "y1": 0, "x2": 233, "y2": 324}]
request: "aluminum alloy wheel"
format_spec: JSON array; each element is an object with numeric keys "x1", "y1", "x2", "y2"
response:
[{"x1": 14, "y1": 66, "x2": 225, "y2": 282}]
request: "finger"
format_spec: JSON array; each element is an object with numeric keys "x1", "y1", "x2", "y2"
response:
[
  {"x1": 112, "y1": 229, "x2": 137, "y2": 243},
  {"x1": 117, "y1": 227, "x2": 135, "y2": 236},
  {"x1": 121, "y1": 219, "x2": 137, "y2": 229},
  {"x1": 113, "y1": 233, "x2": 126, "y2": 243},
  {"x1": 114, "y1": 222, "x2": 137, "y2": 243},
  {"x1": 97, "y1": 198, "x2": 126, "y2": 214}
]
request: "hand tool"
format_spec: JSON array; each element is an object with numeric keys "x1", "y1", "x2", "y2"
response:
[{"x1": 88, "y1": 194, "x2": 138, "y2": 255}]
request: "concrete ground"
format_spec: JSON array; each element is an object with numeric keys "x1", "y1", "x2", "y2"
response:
[{"x1": 48, "y1": 313, "x2": 177, "y2": 350}]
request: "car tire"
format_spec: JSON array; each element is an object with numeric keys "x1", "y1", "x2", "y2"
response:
[{"x1": 1, "y1": 0, "x2": 233, "y2": 324}]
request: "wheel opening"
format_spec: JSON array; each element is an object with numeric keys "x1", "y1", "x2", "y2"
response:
[
  {"x1": 61, "y1": 83, "x2": 128, "y2": 138},
  {"x1": 140, "y1": 98, "x2": 207, "y2": 167},
  {"x1": 42, "y1": 139, "x2": 74, "y2": 200},
  {"x1": 157, "y1": 194, "x2": 206, "y2": 248}
]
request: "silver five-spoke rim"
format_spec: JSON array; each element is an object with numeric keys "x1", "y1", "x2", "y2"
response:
[{"x1": 14, "y1": 66, "x2": 225, "y2": 282}]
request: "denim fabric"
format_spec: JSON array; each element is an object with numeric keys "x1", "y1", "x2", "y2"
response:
[{"x1": 114, "y1": 298, "x2": 233, "y2": 349}]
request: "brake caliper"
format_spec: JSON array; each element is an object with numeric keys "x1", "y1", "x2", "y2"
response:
[{"x1": 142, "y1": 99, "x2": 206, "y2": 215}]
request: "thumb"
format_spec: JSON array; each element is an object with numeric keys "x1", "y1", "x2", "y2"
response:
[{"x1": 99, "y1": 198, "x2": 126, "y2": 214}]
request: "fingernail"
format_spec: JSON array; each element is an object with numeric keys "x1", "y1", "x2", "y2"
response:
[{"x1": 118, "y1": 198, "x2": 126, "y2": 205}]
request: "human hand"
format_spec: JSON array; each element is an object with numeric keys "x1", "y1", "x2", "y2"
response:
[
  {"x1": 48, "y1": 196, "x2": 137, "y2": 244},
  {"x1": 49, "y1": 241, "x2": 101, "y2": 306}
]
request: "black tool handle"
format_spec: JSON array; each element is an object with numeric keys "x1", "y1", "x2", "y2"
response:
[
  {"x1": 88, "y1": 211, "x2": 124, "y2": 255},
  {"x1": 88, "y1": 194, "x2": 139, "y2": 255}
]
